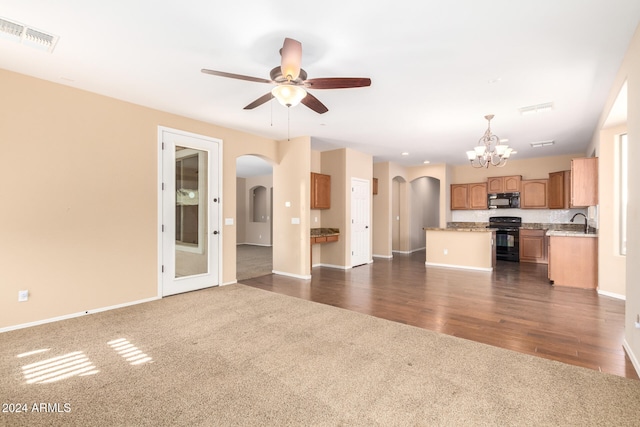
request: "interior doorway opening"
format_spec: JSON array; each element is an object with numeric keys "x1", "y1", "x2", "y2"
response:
[{"x1": 236, "y1": 155, "x2": 274, "y2": 281}]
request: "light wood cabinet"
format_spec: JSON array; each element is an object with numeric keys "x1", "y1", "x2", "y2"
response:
[
  {"x1": 451, "y1": 184, "x2": 470, "y2": 210},
  {"x1": 548, "y1": 236, "x2": 597, "y2": 288},
  {"x1": 311, "y1": 172, "x2": 331, "y2": 209},
  {"x1": 450, "y1": 183, "x2": 487, "y2": 210},
  {"x1": 521, "y1": 179, "x2": 548, "y2": 209},
  {"x1": 469, "y1": 183, "x2": 488, "y2": 209},
  {"x1": 571, "y1": 157, "x2": 598, "y2": 207},
  {"x1": 487, "y1": 175, "x2": 522, "y2": 193},
  {"x1": 548, "y1": 171, "x2": 571, "y2": 209},
  {"x1": 519, "y1": 229, "x2": 548, "y2": 264}
]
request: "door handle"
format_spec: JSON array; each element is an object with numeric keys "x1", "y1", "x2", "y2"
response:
[{"x1": 213, "y1": 230, "x2": 219, "y2": 235}]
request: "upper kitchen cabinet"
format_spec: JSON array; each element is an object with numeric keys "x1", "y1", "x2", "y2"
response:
[
  {"x1": 548, "y1": 170, "x2": 571, "y2": 209},
  {"x1": 487, "y1": 175, "x2": 522, "y2": 193},
  {"x1": 450, "y1": 183, "x2": 487, "y2": 210},
  {"x1": 311, "y1": 172, "x2": 331, "y2": 209},
  {"x1": 469, "y1": 183, "x2": 488, "y2": 209},
  {"x1": 521, "y1": 179, "x2": 548, "y2": 209},
  {"x1": 571, "y1": 157, "x2": 598, "y2": 207},
  {"x1": 451, "y1": 184, "x2": 470, "y2": 210}
]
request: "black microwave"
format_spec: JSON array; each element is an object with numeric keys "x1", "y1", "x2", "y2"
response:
[{"x1": 488, "y1": 192, "x2": 520, "y2": 209}]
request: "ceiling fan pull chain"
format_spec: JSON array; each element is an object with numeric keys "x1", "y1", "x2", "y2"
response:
[{"x1": 287, "y1": 107, "x2": 290, "y2": 141}]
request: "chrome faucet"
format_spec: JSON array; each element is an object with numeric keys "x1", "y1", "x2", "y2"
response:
[{"x1": 570, "y1": 212, "x2": 588, "y2": 234}]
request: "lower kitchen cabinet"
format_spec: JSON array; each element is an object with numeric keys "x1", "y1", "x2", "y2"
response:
[
  {"x1": 519, "y1": 229, "x2": 548, "y2": 264},
  {"x1": 548, "y1": 235, "x2": 597, "y2": 288}
]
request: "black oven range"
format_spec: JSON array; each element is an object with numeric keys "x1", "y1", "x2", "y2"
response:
[{"x1": 487, "y1": 216, "x2": 522, "y2": 262}]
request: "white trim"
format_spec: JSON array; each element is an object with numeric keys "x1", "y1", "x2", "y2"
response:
[
  {"x1": 373, "y1": 254, "x2": 393, "y2": 259},
  {"x1": 425, "y1": 262, "x2": 493, "y2": 272},
  {"x1": 313, "y1": 263, "x2": 351, "y2": 270},
  {"x1": 158, "y1": 126, "x2": 223, "y2": 298},
  {"x1": 273, "y1": 270, "x2": 312, "y2": 280},
  {"x1": 237, "y1": 243, "x2": 272, "y2": 247},
  {"x1": 222, "y1": 280, "x2": 237, "y2": 286},
  {"x1": 393, "y1": 247, "x2": 424, "y2": 254},
  {"x1": 623, "y1": 339, "x2": 640, "y2": 378},
  {"x1": 597, "y1": 289, "x2": 626, "y2": 300},
  {"x1": 0, "y1": 297, "x2": 160, "y2": 333}
]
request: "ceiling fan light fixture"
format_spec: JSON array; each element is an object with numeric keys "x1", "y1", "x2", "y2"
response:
[{"x1": 271, "y1": 85, "x2": 307, "y2": 107}]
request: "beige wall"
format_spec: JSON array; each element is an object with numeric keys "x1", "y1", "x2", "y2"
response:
[
  {"x1": 272, "y1": 137, "x2": 311, "y2": 277},
  {"x1": 239, "y1": 175, "x2": 273, "y2": 246},
  {"x1": 450, "y1": 154, "x2": 583, "y2": 184},
  {"x1": 373, "y1": 162, "x2": 391, "y2": 257},
  {"x1": 425, "y1": 230, "x2": 494, "y2": 270},
  {"x1": 597, "y1": 125, "x2": 627, "y2": 297},
  {"x1": 318, "y1": 148, "x2": 372, "y2": 267},
  {"x1": 0, "y1": 68, "x2": 301, "y2": 329},
  {"x1": 373, "y1": 162, "x2": 449, "y2": 258},
  {"x1": 590, "y1": 23, "x2": 640, "y2": 370}
]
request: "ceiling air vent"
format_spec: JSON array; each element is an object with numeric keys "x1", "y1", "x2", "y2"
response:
[
  {"x1": 518, "y1": 102, "x2": 554, "y2": 115},
  {"x1": 0, "y1": 17, "x2": 58, "y2": 53}
]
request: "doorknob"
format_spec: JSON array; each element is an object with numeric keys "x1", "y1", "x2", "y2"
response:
[{"x1": 213, "y1": 230, "x2": 219, "y2": 235}]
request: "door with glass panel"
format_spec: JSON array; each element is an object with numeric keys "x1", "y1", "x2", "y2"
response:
[{"x1": 160, "y1": 128, "x2": 221, "y2": 296}]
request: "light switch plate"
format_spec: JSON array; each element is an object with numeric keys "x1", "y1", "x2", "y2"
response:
[
  {"x1": 225, "y1": 218, "x2": 234, "y2": 225},
  {"x1": 18, "y1": 290, "x2": 28, "y2": 302},
  {"x1": 291, "y1": 217, "x2": 300, "y2": 225}
]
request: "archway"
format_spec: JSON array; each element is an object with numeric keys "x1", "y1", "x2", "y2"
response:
[{"x1": 236, "y1": 155, "x2": 274, "y2": 281}]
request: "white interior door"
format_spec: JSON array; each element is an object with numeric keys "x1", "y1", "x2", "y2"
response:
[
  {"x1": 351, "y1": 178, "x2": 371, "y2": 267},
  {"x1": 160, "y1": 127, "x2": 221, "y2": 297}
]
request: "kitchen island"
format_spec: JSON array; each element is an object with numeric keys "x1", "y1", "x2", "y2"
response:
[{"x1": 424, "y1": 228, "x2": 496, "y2": 271}]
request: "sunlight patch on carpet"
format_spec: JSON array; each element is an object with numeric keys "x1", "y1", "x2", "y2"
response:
[{"x1": 20, "y1": 351, "x2": 99, "y2": 384}]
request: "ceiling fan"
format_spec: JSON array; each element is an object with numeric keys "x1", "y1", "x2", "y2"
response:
[{"x1": 201, "y1": 38, "x2": 371, "y2": 114}]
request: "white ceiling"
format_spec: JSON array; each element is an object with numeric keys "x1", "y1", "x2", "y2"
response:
[{"x1": 2, "y1": 1, "x2": 639, "y2": 169}]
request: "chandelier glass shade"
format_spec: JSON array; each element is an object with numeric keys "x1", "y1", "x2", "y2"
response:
[
  {"x1": 271, "y1": 84, "x2": 307, "y2": 107},
  {"x1": 466, "y1": 114, "x2": 513, "y2": 168}
]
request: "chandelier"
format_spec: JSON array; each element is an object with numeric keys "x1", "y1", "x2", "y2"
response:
[{"x1": 466, "y1": 114, "x2": 513, "y2": 168}]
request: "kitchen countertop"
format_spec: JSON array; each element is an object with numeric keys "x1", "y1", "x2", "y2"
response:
[
  {"x1": 311, "y1": 227, "x2": 340, "y2": 236},
  {"x1": 424, "y1": 227, "x2": 497, "y2": 232},
  {"x1": 546, "y1": 230, "x2": 598, "y2": 238}
]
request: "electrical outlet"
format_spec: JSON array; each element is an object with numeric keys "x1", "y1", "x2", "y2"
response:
[
  {"x1": 636, "y1": 314, "x2": 640, "y2": 329},
  {"x1": 18, "y1": 290, "x2": 29, "y2": 302}
]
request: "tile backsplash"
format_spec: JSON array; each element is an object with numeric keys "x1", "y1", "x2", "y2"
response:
[{"x1": 452, "y1": 208, "x2": 590, "y2": 225}]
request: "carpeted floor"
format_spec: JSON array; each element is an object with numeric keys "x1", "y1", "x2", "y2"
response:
[
  {"x1": 1, "y1": 284, "x2": 639, "y2": 426},
  {"x1": 236, "y1": 244, "x2": 272, "y2": 281}
]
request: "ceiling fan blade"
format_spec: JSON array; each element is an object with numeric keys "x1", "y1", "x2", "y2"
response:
[
  {"x1": 304, "y1": 77, "x2": 372, "y2": 89},
  {"x1": 301, "y1": 92, "x2": 329, "y2": 114},
  {"x1": 201, "y1": 69, "x2": 272, "y2": 84},
  {"x1": 280, "y1": 38, "x2": 302, "y2": 81},
  {"x1": 243, "y1": 93, "x2": 274, "y2": 110}
]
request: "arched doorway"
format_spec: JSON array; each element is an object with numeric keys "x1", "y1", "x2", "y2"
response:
[{"x1": 236, "y1": 155, "x2": 274, "y2": 281}]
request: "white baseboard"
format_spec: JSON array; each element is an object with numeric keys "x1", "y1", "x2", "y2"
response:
[
  {"x1": 237, "y1": 243, "x2": 272, "y2": 247},
  {"x1": 623, "y1": 339, "x2": 640, "y2": 378},
  {"x1": 272, "y1": 270, "x2": 312, "y2": 280},
  {"x1": 222, "y1": 280, "x2": 238, "y2": 286},
  {"x1": 425, "y1": 262, "x2": 493, "y2": 272},
  {"x1": 597, "y1": 289, "x2": 626, "y2": 300},
  {"x1": 373, "y1": 254, "x2": 393, "y2": 259},
  {"x1": 0, "y1": 296, "x2": 160, "y2": 334},
  {"x1": 312, "y1": 263, "x2": 351, "y2": 270},
  {"x1": 393, "y1": 247, "x2": 425, "y2": 254}
]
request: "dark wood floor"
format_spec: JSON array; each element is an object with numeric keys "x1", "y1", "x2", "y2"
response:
[{"x1": 241, "y1": 250, "x2": 639, "y2": 380}]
